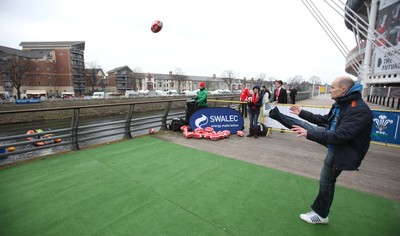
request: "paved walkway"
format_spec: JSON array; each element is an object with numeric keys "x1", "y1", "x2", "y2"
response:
[{"x1": 157, "y1": 94, "x2": 400, "y2": 201}]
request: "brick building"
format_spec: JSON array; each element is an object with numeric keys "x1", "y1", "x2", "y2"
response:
[
  {"x1": 1, "y1": 40, "x2": 236, "y2": 98},
  {"x1": 0, "y1": 41, "x2": 85, "y2": 97}
]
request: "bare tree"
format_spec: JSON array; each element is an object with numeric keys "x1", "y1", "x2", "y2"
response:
[
  {"x1": 85, "y1": 62, "x2": 102, "y2": 94},
  {"x1": 308, "y1": 75, "x2": 322, "y2": 85},
  {"x1": 265, "y1": 76, "x2": 276, "y2": 90},
  {"x1": 1, "y1": 56, "x2": 32, "y2": 99},
  {"x1": 255, "y1": 73, "x2": 266, "y2": 85},
  {"x1": 221, "y1": 69, "x2": 236, "y2": 90},
  {"x1": 132, "y1": 67, "x2": 145, "y2": 91},
  {"x1": 287, "y1": 75, "x2": 304, "y2": 88},
  {"x1": 171, "y1": 68, "x2": 188, "y2": 93}
]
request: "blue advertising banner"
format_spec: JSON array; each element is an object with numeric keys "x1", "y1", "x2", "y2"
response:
[
  {"x1": 371, "y1": 110, "x2": 400, "y2": 145},
  {"x1": 15, "y1": 99, "x2": 40, "y2": 104},
  {"x1": 189, "y1": 107, "x2": 244, "y2": 133}
]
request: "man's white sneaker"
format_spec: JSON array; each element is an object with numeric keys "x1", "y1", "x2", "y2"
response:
[{"x1": 299, "y1": 211, "x2": 329, "y2": 224}]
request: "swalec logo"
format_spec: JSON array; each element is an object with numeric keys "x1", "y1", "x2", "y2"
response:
[
  {"x1": 195, "y1": 114, "x2": 209, "y2": 127},
  {"x1": 189, "y1": 107, "x2": 244, "y2": 133}
]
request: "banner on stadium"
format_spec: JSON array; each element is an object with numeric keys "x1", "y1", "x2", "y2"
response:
[
  {"x1": 371, "y1": 110, "x2": 400, "y2": 145},
  {"x1": 265, "y1": 106, "x2": 400, "y2": 145}
]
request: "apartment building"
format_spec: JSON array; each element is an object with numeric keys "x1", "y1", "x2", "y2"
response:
[
  {"x1": 1, "y1": 40, "x2": 235, "y2": 97},
  {"x1": 0, "y1": 41, "x2": 85, "y2": 97}
]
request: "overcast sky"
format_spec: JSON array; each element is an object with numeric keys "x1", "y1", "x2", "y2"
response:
[{"x1": 0, "y1": 0, "x2": 356, "y2": 84}]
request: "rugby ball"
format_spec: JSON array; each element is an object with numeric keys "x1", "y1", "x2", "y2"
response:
[
  {"x1": 237, "y1": 130, "x2": 245, "y2": 137},
  {"x1": 151, "y1": 20, "x2": 163, "y2": 33},
  {"x1": 185, "y1": 132, "x2": 194, "y2": 139},
  {"x1": 181, "y1": 125, "x2": 189, "y2": 132},
  {"x1": 193, "y1": 132, "x2": 203, "y2": 139},
  {"x1": 194, "y1": 127, "x2": 204, "y2": 133},
  {"x1": 205, "y1": 127, "x2": 214, "y2": 133},
  {"x1": 223, "y1": 130, "x2": 231, "y2": 138},
  {"x1": 210, "y1": 134, "x2": 220, "y2": 141}
]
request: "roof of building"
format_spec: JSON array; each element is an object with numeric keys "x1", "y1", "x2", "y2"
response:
[
  {"x1": 107, "y1": 65, "x2": 133, "y2": 74},
  {"x1": 85, "y1": 68, "x2": 105, "y2": 76},
  {"x1": 0, "y1": 45, "x2": 51, "y2": 59},
  {"x1": 148, "y1": 73, "x2": 222, "y2": 82},
  {"x1": 19, "y1": 41, "x2": 85, "y2": 50}
]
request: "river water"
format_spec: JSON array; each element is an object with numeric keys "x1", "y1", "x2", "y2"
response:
[{"x1": 0, "y1": 109, "x2": 183, "y2": 165}]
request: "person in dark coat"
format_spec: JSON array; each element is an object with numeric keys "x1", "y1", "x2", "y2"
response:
[
  {"x1": 273, "y1": 80, "x2": 287, "y2": 133},
  {"x1": 289, "y1": 86, "x2": 297, "y2": 104},
  {"x1": 247, "y1": 85, "x2": 263, "y2": 138},
  {"x1": 273, "y1": 80, "x2": 287, "y2": 104},
  {"x1": 267, "y1": 76, "x2": 373, "y2": 225}
]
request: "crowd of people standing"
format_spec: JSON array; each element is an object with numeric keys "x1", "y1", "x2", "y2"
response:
[{"x1": 240, "y1": 79, "x2": 297, "y2": 136}]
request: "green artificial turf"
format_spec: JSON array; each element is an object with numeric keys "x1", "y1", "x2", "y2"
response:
[{"x1": 0, "y1": 136, "x2": 399, "y2": 235}]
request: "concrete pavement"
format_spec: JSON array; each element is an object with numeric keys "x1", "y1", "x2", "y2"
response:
[{"x1": 157, "y1": 94, "x2": 400, "y2": 200}]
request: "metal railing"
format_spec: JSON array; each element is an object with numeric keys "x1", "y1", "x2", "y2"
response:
[
  {"x1": 365, "y1": 86, "x2": 400, "y2": 109},
  {"x1": 0, "y1": 96, "x2": 239, "y2": 161}
]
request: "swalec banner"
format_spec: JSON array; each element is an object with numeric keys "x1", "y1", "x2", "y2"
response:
[{"x1": 189, "y1": 107, "x2": 244, "y2": 133}]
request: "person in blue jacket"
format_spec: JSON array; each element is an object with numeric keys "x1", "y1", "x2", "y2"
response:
[{"x1": 267, "y1": 76, "x2": 373, "y2": 224}]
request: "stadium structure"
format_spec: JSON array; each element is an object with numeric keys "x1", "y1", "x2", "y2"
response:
[{"x1": 303, "y1": 0, "x2": 400, "y2": 106}]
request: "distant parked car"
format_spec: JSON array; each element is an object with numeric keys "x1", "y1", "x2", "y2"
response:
[
  {"x1": 125, "y1": 90, "x2": 140, "y2": 98},
  {"x1": 105, "y1": 92, "x2": 123, "y2": 99},
  {"x1": 92, "y1": 92, "x2": 105, "y2": 99},
  {"x1": 61, "y1": 92, "x2": 75, "y2": 99},
  {"x1": 138, "y1": 90, "x2": 149, "y2": 96},
  {"x1": 183, "y1": 90, "x2": 199, "y2": 96},
  {"x1": 154, "y1": 90, "x2": 168, "y2": 96},
  {"x1": 167, "y1": 90, "x2": 180, "y2": 96},
  {"x1": 210, "y1": 89, "x2": 223, "y2": 95}
]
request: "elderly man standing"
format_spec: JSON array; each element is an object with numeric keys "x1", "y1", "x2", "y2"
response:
[{"x1": 267, "y1": 76, "x2": 373, "y2": 224}]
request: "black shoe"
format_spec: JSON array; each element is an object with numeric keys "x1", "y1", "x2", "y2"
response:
[{"x1": 269, "y1": 106, "x2": 279, "y2": 118}]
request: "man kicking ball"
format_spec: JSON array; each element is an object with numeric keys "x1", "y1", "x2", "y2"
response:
[{"x1": 268, "y1": 76, "x2": 373, "y2": 224}]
